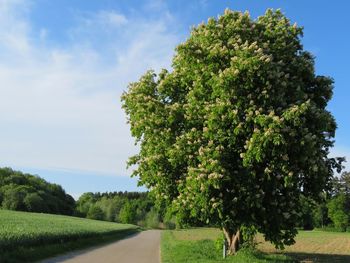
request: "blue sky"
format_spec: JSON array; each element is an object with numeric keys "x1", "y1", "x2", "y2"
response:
[{"x1": 0, "y1": 0, "x2": 348, "y2": 199}]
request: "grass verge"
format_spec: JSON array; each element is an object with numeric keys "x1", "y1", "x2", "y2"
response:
[
  {"x1": 162, "y1": 228, "x2": 350, "y2": 263},
  {"x1": 161, "y1": 228, "x2": 293, "y2": 263}
]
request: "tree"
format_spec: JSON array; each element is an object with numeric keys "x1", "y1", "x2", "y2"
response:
[
  {"x1": 23, "y1": 192, "x2": 46, "y2": 212},
  {"x1": 122, "y1": 9, "x2": 343, "y2": 254},
  {"x1": 0, "y1": 167, "x2": 75, "y2": 215},
  {"x1": 75, "y1": 192, "x2": 96, "y2": 217},
  {"x1": 87, "y1": 205, "x2": 105, "y2": 220},
  {"x1": 332, "y1": 171, "x2": 350, "y2": 196},
  {"x1": 118, "y1": 201, "x2": 136, "y2": 224},
  {"x1": 298, "y1": 195, "x2": 315, "y2": 230},
  {"x1": 1, "y1": 185, "x2": 32, "y2": 211},
  {"x1": 327, "y1": 194, "x2": 349, "y2": 231},
  {"x1": 340, "y1": 172, "x2": 350, "y2": 195},
  {"x1": 312, "y1": 199, "x2": 329, "y2": 228},
  {"x1": 144, "y1": 207, "x2": 160, "y2": 228}
]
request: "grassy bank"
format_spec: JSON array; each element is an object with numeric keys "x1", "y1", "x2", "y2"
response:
[
  {"x1": 161, "y1": 228, "x2": 350, "y2": 263},
  {"x1": 161, "y1": 228, "x2": 292, "y2": 263},
  {"x1": 0, "y1": 209, "x2": 139, "y2": 262}
]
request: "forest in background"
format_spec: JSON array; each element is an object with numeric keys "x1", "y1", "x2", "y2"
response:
[
  {"x1": 0, "y1": 167, "x2": 75, "y2": 215},
  {"x1": 0, "y1": 167, "x2": 349, "y2": 231}
]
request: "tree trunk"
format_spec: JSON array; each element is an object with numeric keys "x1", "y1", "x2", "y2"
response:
[{"x1": 223, "y1": 228, "x2": 241, "y2": 255}]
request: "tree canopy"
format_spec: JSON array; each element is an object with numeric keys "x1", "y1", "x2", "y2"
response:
[
  {"x1": 0, "y1": 167, "x2": 75, "y2": 215},
  {"x1": 121, "y1": 9, "x2": 343, "y2": 253}
]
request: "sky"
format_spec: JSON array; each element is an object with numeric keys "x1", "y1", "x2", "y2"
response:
[{"x1": 0, "y1": 0, "x2": 349, "y2": 199}]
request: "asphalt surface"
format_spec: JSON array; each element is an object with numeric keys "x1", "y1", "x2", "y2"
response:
[{"x1": 40, "y1": 230, "x2": 161, "y2": 263}]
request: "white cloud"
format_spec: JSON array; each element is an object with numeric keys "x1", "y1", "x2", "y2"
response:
[
  {"x1": 0, "y1": 1, "x2": 180, "y2": 176},
  {"x1": 144, "y1": 0, "x2": 167, "y2": 12},
  {"x1": 77, "y1": 10, "x2": 128, "y2": 30},
  {"x1": 0, "y1": 0, "x2": 32, "y2": 56},
  {"x1": 100, "y1": 11, "x2": 128, "y2": 27},
  {"x1": 39, "y1": 28, "x2": 48, "y2": 41}
]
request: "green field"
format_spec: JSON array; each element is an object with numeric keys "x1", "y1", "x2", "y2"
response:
[
  {"x1": 161, "y1": 228, "x2": 350, "y2": 263},
  {"x1": 0, "y1": 209, "x2": 139, "y2": 262}
]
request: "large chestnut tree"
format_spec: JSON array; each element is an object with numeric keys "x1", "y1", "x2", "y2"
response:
[{"x1": 121, "y1": 9, "x2": 342, "y2": 253}]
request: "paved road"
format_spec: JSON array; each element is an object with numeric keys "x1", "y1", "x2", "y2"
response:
[{"x1": 41, "y1": 230, "x2": 161, "y2": 263}]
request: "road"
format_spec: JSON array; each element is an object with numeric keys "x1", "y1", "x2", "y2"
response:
[{"x1": 41, "y1": 230, "x2": 161, "y2": 263}]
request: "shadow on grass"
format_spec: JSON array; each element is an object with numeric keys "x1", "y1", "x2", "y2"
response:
[
  {"x1": 239, "y1": 248, "x2": 297, "y2": 263},
  {"x1": 233, "y1": 248, "x2": 350, "y2": 263},
  {"x1": 284, "y1": 252, "x2": 350, "y2": 263},
  {"x1": 242, "y1": 250, "x2": 350, "y2": 263}
]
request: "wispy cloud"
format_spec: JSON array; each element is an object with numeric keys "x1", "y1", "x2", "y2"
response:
[
  {"x1": 96, "y1": 10, "x2": 128, "y2": 27},
  {"x1": 74, "y1": 10, "x2": 128, "y2": 32},
  {"x1": 0, "y1": 0, "x2": 180, "y2": 176}
]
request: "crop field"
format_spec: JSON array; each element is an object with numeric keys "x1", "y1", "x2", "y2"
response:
[
  {"x1": 0, "y1": 209, "x2": 138, "y2": 252},
  {"x1": 161, "y1": 228, "x2": 350, "y2": 263},
  {"x1": 257, "y1": 230, "x2": 350, "y2": 262}
]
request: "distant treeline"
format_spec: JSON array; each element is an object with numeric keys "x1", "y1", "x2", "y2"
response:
[
  {"x1": 0, "y1": 167, "x2": 75, "y2": 215},
  {"x1": 74, "y1": 191, "x2": 161, "y2": 228},
  {"x1": 297, "y1": 172, "x2": 350, "y2": 232},
  {"x1": 0, "y1": 167, "x2": 162, "y2": 228},
  {"x1": 1, "y1": 167, "x2": 349, "y2": 231}
]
